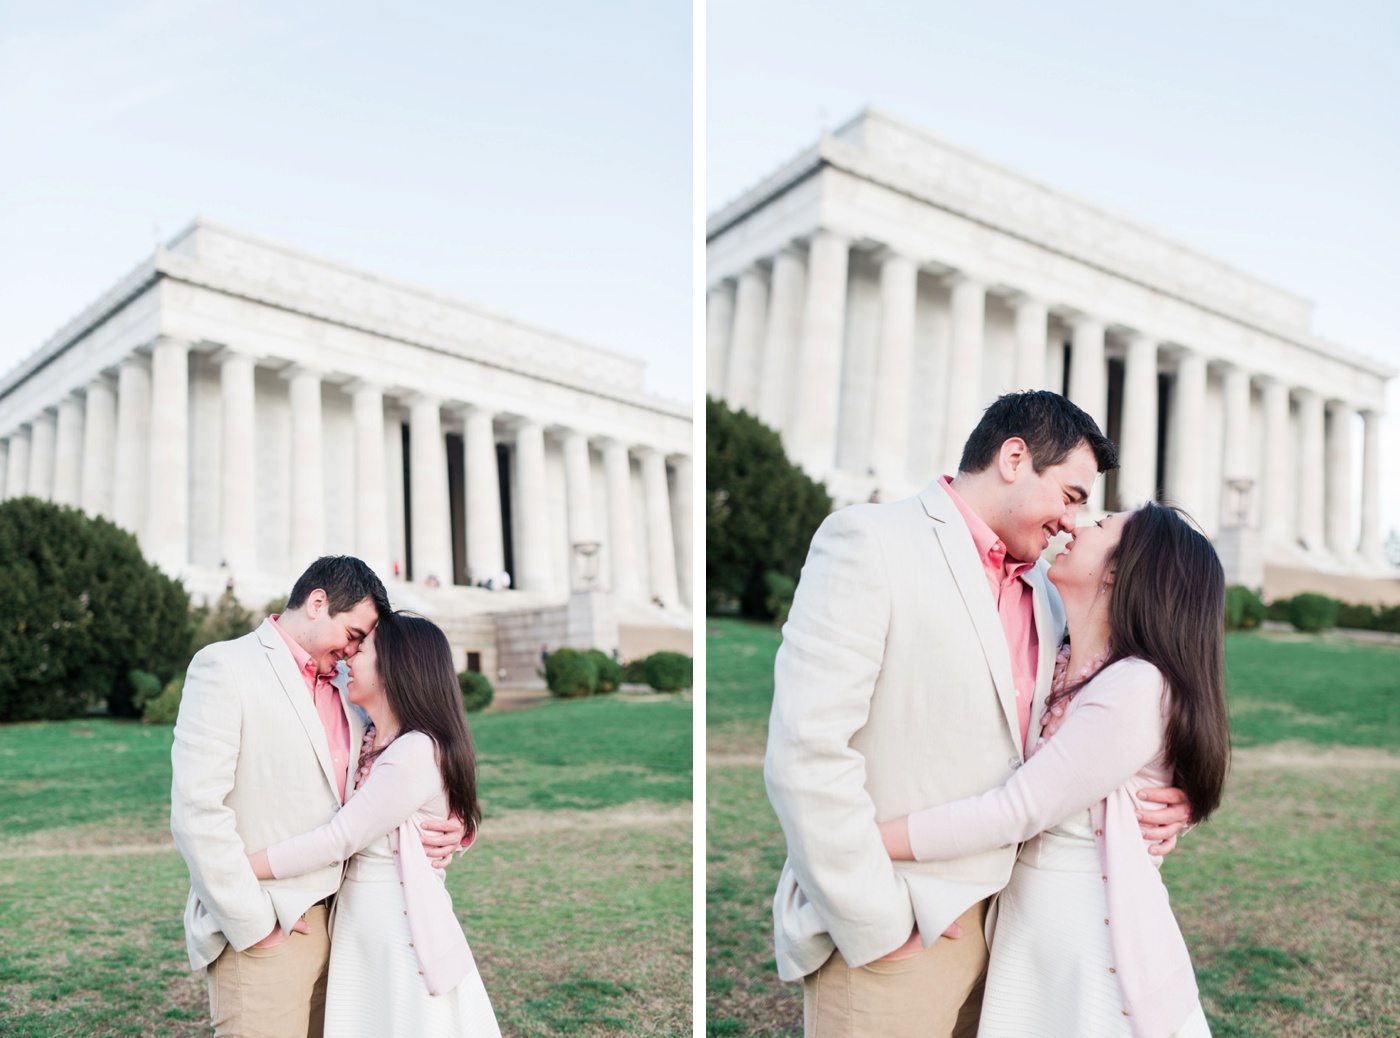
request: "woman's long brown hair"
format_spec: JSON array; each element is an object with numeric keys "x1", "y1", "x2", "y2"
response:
[
  {"x1": 1052, "y1": 503, "x2": 1231, "y2": 821},
  {"x1": 368, "y1": 612, "x2": 482, "y2": 837}
]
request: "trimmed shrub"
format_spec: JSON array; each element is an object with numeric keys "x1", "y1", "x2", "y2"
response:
[
  {"x1": 1335, "y1": 602, "x2": 1380, "y2": 631},
  {"x1": 1288, "y1": 592, "x2": 1338, "y2": 634},
  {"x1": 707, "y1": 397, "x2": 832, "y2": 618},
  {"x1": 128, "y1": 669, "x2": 164, "y2": 714},
  {"x1": 644, "y1": 651, "x2": 692, "y2": 692},
  {"x1": 458, "y1": 670, "x2": 494, "y2": 713},
  {"x1": 621, "y1": 657, "x2": 649, "y2": 684},
  {"x1": 191, "y1": 589, "x2": 257, "y2": 658},
  {"x1": 1265, "y1": 597, "x2": 1292, "y2": 623},
  {"x1": 587, "y1": 649, "x2": 623, "y2": 694},
  {"x1": 142, "y1": 674, "x2": 184, "y2": 725},
  {"x1": 545, "y1": 648, "x2": 598, "y2": 698},
  {"x1": 1224, "y1": 585, "x2": 1266, "y2": 631},
  {"x1": 0, "y1": 497, "x2": 193, "y2": 721},
  {"x1": 763, "y1": 570, "x2": 798, "y2": 626},
  {"x1": 1376, "y1": 605, "x2": 1400, "y2": 635}
]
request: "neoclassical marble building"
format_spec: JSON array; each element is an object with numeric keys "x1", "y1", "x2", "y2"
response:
[
  {"x1": 708, "y1": 108, "x2": 1394, "y2": 581},
  {"x1": 0, "y1": 219, "x2": 693, "y2": 651}
]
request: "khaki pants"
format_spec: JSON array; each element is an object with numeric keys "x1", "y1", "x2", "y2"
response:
[
  {"x1": 804, "y1": 900, "x2": 989, "y2": 1038},
  {"x1": 207, "y1": 904, "x2": 331, "y2": 1038}
]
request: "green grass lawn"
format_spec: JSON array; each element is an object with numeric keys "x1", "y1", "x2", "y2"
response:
[
  {"x1": 705, "y1": 619, "x2": 1400, "y2": 1038},
  {"x1": 0, "y1": 694, "x2": 693, "y2": 1038}
]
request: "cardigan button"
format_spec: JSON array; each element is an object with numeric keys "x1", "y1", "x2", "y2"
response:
[
  {"x1": 1094, "y1": 829, "x2": 1103, "y2": 836},
  {"x1": 1104, "y1": 919, "x2": 1109, "y2": 925},
  {"x1": 1122, "y1": 1011, "x2": 1131, "y2": 1016},
  {"x1": 419, "y1": 970, "x2": 424, "y2": 975},
  {"x1": 1109, "y1": 968, "x2": 1116, "y2": 974},
  {"x1": 1102, "y1": 876, "x2": 1108, "y2": 882}
]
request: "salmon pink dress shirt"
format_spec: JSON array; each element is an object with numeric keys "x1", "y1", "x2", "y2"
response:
[
  {"x1": 939, "y1": 476, "x2": 1039, "y2": 752},
  {"x1": 270, "y1": 615, "x2": 352, "y2": 803}
]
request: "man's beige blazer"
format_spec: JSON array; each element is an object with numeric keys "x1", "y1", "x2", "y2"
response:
[
  {"x1": 171, "y1": 618, "x2": 365, "y2": 970},
  {"x1": 765, "y1": 480, "x2": 1066, "y2": 981}
]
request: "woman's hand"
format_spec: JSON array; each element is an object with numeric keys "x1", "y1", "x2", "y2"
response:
[
  {"x1": 247, "y1": 849, "x2": 273, "y2": 880},
  {"x1": 878, "y1": 817, "x2": 915, "y2": 860}
]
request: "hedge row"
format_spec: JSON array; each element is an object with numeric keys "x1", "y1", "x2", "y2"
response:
[
  {"x1": 1229, "y1": 584, "x2": 1400, "y2": 635},
  {"x1": 545, "y1": 648, "x2": 691, "y2": 698}
]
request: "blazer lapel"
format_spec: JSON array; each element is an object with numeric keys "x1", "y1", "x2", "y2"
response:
[
  {"x1": 1025, "y1": 563, "x2": 1066, "y2": 744},
  {"x1": 338, "y1": 666, "x2": 366, "y2": 795},
  {"x1": 256, "y1": 619, "x2": 340, "y2": 802},
  {"x1": 919, "y1": 482, "x2": 1020, "y2": 746}
]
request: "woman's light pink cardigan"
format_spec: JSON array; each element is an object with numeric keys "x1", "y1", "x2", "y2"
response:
[
  {"x1": 266, "y1": 731, "x2": 477, "y2": 997},
  {"x1": 905, "y1": 658, "x2": 1202, "y2": 1038}
]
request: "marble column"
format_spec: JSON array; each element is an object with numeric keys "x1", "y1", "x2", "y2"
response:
[
  {"x1": 1220, "y1": 365, "x2": 1253, "y2": 527},
  {"x1": 789, "y1": 230, "x2": 851, "y2": 476},
  {"x1": 869, "y1": 251, "x2": 917, "y2": 489},
  {"x1": 725, "y1": 265, "x2": 768, "y2": 414},
  {"x1": 28, "y1": 409, "x2": 56, "y2": 502},
  {"x1": 1068, "y1": 318, "x2": 1108, "y2": 508},
  {"x1": 350, "y1": 381, "x2": 389, "y2": 576},
  {"x1": 640, "y1": 448, "x2": 680, "y2": 608},
  {"x1": 113, "y1": 356, "x2": 151, "y2": 537},
  {"x1": 0, "y1": 440, "x2": 7, "y2": 500},
  {"x1": 1359, "y1": 410, "x2": 1383, "y2": 563},
  {"x1": 146, "y1": 337, "x2": 191, "y2": 573},
  {"x1": 52, "y1": 394, "x2": 85, "y2": 507},
  {"x1": 1167, "y1": 351, "x2": 1207, "y2": 521},
  {"x1": 384, "y1": 408, "x2": 408, "y2": 578},
  {"x1": 1013, "y1": 297, "x2": 1049, "y2": 392},
  {"x1": 943, "y1": 275, "x2": 986, "y2": 475},
  {"x1": 284, "y1": 367, "x2": 326, "y2": 566},
  {"x1": 408, "y1": 395, "x2": 452, "y2": 585},
  {"x1": 602, "y1": 440, "x2": 640, "y2": 599},
  {"x1": 705, "y1": 282, "x2": 736, "y2": 398},
  {"x1": 670, "y1": 454, "x2": 693, "y2": 608},
  {"x1": 1068, "y1": 318, "x2": 1108, "y2": 432},
  {"x1": 1117, "y1": 334, "x2": 1159, "y2": 509},
  {"x1": 1325, "y1": 401, "x2": 1355, "y2": 558},
  {"x1": 1260, "y1": 378, "x2": 1292, "y2": 548},
  {"x1": 462, "y1": 406, "x2": 504, "y2": 580},
  {"x1": 218, "y1": 351, "x2": 258, "y2": 577},
  {"x1": 512, "y1": 418, "x2": 551, "y2": 593},
  {"x1": 4, "y1": 429, "x2": 28, "y2": 500},
  {"x1": 80, "y1": 376, "x2": 117, "y2": 518},
  {"x1": 1295, "y1": 389, "x2": 1326, "y2": 552},
  {"x1": 562, "y1": 430, "x2": 596, "y2": 590},
  {"x1": 756, "y1": 248, "x2": 805, "y2": 436}
]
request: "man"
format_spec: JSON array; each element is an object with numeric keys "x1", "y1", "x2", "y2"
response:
[
  {"x1": 171, "y1": 555, "x2": 465, "y2": 1037},
  {"x1": 765, "y1": 391, "x2": 1192, "y2": 1037}
]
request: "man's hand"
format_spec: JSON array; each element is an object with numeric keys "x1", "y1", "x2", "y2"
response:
[
  {"x1": 876, "y1": 920, "x2": 963, "y2": 962},
  {"x1": 420, "y1": 816, "x2": 469, "y2": 869},
  {"x1": 248, "y1": 917, "x2": 311, "y2": 949},
  {"x1": 1137, "y1": 786, "x2": 1193, "y2": 857}
]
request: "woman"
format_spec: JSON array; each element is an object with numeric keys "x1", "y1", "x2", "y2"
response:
[
  {"x1": 247, "y1": 613, "x2": 500, "y2": 1037},
  {"x1": 879, "y1": 503, "x2": 1229, "y2": 1038}
]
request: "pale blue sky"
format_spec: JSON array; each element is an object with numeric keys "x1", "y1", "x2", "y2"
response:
[
  {"x1": 708, "y1": 0, "x2": 1400, "y2": 538},
  {"x1": 0, "y1": 0, "x2": 692, "y2": 402}
]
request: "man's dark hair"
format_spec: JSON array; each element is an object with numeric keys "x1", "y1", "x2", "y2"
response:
[
  {"x1": 958, "y1": 391, "x2": 1118, "y2": 475},
  {"x1": 285, "y1": 556, "x2": 391, "y2": 618}
]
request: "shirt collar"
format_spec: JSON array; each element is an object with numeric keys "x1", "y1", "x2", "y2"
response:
[{"x1": 939, "y1": 475, "x2": 1036, "y2": 582}]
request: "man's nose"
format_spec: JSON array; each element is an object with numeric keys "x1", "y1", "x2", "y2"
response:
[{"x1": 1060, "y1": 505, "x2": 1080, "y2": 534}]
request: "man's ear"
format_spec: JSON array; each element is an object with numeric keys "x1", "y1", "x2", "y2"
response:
[
  {"x1": 305, "y1": 588, "x2": 328, "y2": 619},
  {"x1": 997, "y1": 437, "x2": 1031, "y2": 484}
]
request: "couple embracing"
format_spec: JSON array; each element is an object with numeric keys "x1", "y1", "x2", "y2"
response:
[
  {"x1": 171, "y1": 555, "x2": 501, "y2": 1037},
  {"x1": 766, "y1": 390, "x2": 1230, "y2": 1038}
]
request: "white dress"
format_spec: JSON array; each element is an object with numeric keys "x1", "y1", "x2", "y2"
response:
[
  {"x1": 977, "y1": 809, "x2": 1212, "y2": 1038},
  {"x1": 324, "y1": 834, "x2": 501, "y2": 1038}
]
